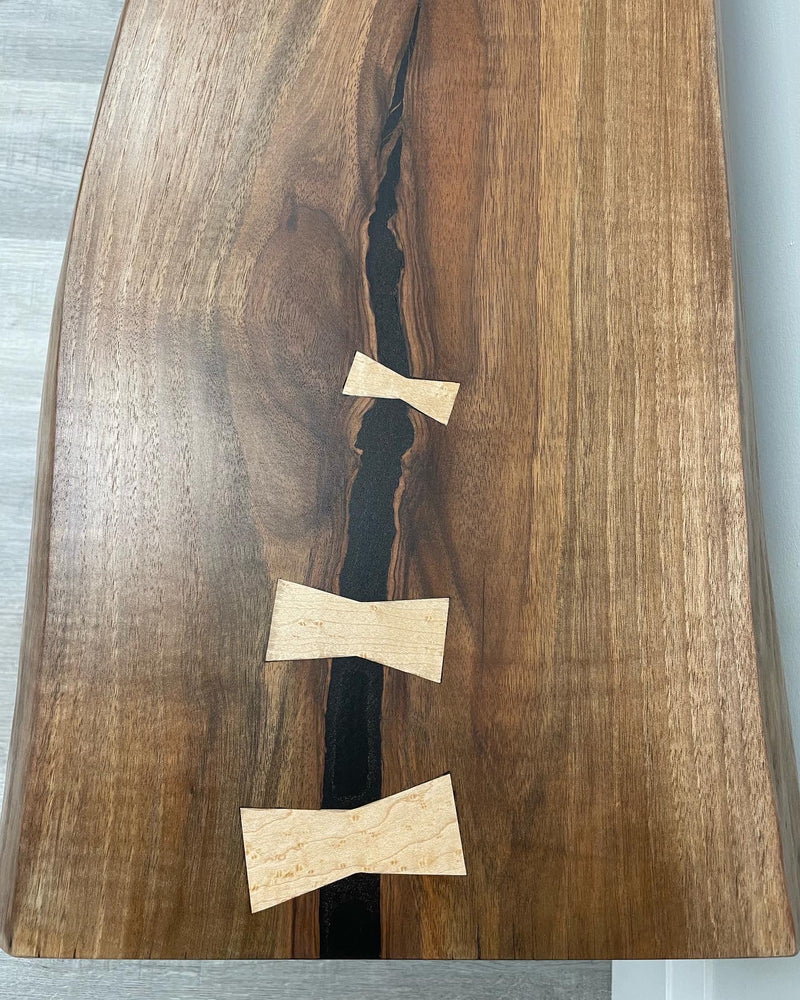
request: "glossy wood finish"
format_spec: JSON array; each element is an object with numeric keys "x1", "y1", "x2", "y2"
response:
[
  {"x1": 1, "y1": 0, "x2": 798, "y2": 962},
  {"x1": 0, "y1": 0, "x2": 611, "y2": 990}
]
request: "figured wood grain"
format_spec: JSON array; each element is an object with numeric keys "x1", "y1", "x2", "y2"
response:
[
  {"x1": 241, "y1": 775, "x2": 465, "y2": 912},
  {"x1": 0, "y1": 0, "x2": 798, "y2": 963},
  {"x1": 265, "y1": 581, "x2": 448, "y2": 682},
  {"x1": 342, "y1": 351, "x2": 459, "y2": 424}
]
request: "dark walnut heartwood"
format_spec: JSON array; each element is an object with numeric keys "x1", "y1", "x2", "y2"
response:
[{"x1": 2, "y1": 0, "x2": 799, "y2": 960}]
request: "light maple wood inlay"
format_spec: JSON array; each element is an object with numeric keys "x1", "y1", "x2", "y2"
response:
[
  {"x1": 342, "y1": 351, "x2": 460, "y2": 425},
  {"x1": 241, "y1": 775, "x2": 466, "y2": 912},
  {"x1": 265, "y1": 580, "x2": 448, "y2": 682}
]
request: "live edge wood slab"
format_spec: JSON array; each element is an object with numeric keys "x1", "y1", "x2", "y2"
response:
[{"x1": 1, "y1": 0, "x2": 799, "y2": 962}]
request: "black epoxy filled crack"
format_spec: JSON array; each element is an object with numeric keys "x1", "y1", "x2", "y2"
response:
[{"x1": 319, "y1": 4, "x2": 420, "y2": 961}]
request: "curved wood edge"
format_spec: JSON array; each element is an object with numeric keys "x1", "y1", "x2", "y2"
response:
[
  {"x1": 732, "y1": 248, "x2": 800, "y2": 954},
  {"x1": 713, "y1": 17, "x2": 800, "y2": 947},
  {"x1": 0, "y1": 1, "x2": 133, "y2": 957}
]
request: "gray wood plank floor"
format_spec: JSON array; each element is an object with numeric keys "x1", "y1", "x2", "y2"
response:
[{"x1": 0, "y1": 1, "x2": 610, "y2": 995}]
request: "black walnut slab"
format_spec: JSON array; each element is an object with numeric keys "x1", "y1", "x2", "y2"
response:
[{"x1": 1, "y1": 0, "x2": 799, "y2": 960}]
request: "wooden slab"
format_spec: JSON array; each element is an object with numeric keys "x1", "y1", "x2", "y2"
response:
[
  {"x1": 241, "y1": 775, "x2": 466, "y2": 911},
  {"x1": 2, "y1": 0, "x2": 799, "y2": 961}
]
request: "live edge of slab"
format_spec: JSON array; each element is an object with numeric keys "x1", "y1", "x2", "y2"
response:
[{"x1": 1, "y1": 0, "x2": 799, "y2": 961}]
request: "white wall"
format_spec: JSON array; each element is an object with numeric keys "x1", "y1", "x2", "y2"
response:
[{"x1": 614, "y1": 1, "x2": 800, "y2": 997}]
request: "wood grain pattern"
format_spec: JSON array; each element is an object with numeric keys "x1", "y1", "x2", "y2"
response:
[
  {"x1": 241, "y1": 775, "x2": 465, "y2": 911},
  {"x1": 343, "y1": 351, "x2": 459, "y2": 424},
  {"x1": 0, "y1": 0, "x2": 798, "y2": 963},
  {"x1": 266, "y1": 581, "x2": 448, "y2": 681},
  {"x1": 0, "y1": 0, "x2": 611, "y2": 989}
]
